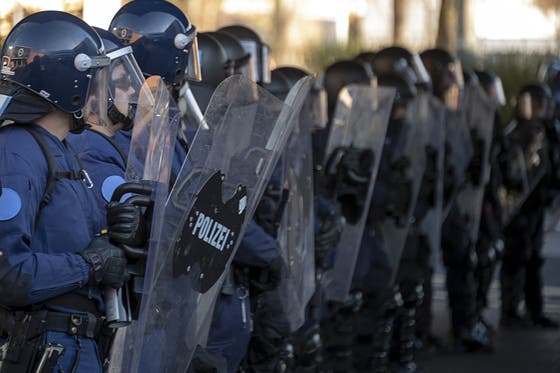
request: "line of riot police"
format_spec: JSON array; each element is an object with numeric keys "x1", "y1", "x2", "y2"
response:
[{"x1": 1, "y1": 2, "x2": 559, "y2": 372}]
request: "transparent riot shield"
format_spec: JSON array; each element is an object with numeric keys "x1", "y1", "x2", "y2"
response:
[
  {"x1": 442, "y1": 108, "x2": 474, "y2": 220},
  {"x1": 322, "y1": 84, "x2": 395, "y2": 302},
  {"x1": 371, "y1": 91, "x2": 435, "y2": 286},
  {"x1": 499, "y1": 122, "x2": 548, "y2": 226},
  {"x1": 116, "y1": 75, "x2": 303, "y2": 373},
  {"x1": 107, "y1": 76, "x2": 179, "y2": 371},
  {"x1": 275, "y1": 78, "x2": 316, "y2": 332},
  {"x1": 416, "y1": 97, "x2": 447, "y2": 260},
  {"x1": 454, "y1": 85, "x2": 497, "y2": 243}
]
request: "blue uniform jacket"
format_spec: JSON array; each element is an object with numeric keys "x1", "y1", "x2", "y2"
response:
[
  {"x1": 113, "y1": 128, "x2": 188, "y2": 182},
  {"x1": 67, "y1": 129, "x2": 127, "y2": 211},
  {"x1": 0, "y1": 124, "x2": 103, "y2": 307}
]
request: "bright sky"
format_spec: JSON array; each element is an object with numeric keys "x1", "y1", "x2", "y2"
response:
[{"x1": 474, "y1": 0, "x2": 557, "y2": 39}]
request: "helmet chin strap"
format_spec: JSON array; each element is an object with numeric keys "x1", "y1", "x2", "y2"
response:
[
  {"x1": 107, "y1": 102, "x2": 134, "y2": 131},
  {"x1": 70, "y1": 110, "x2": 90, "y2": 134}
]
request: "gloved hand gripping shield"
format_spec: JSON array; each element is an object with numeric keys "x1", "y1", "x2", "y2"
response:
[
  {"x1": 454, "y1": 84, "x2": 497, "y2": 243},
  {"x1": 112, "y1": 74, "x2": 300, "y2": 373},
  {"x1": 272, "y1": 78, "x2": 317, "y2": 332},
  {"x1": 321, "y1": 84, "x2": 395, "y2": 302}
]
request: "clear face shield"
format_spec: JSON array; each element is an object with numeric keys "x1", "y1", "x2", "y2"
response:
[
  {"x1": 488, "y1": 77, "x2": 506, "y2": 106},
  {"x1": 239, "y1": 40, "x2": 270, "y2": 83},
  {"x1": 411, "y1": 53, "x2": 432, "y2": 88},
  {"x1": 260, "y1": 44, "x2": 271, "y2": 84},
  {"x1": 304, "y1": 84, "x2": 328, "y2": 130},
  {"x1": 515, "y1": 93, "x2": 552, "y2": 121},
  {"x1": 233, "y1": 53, "x2": 255, "y2": 81},
  {"x1": 516, "y1": 93, "x2": 533, "y2": 121},
  {"x1": 442, "y1": 61, "x2": 464, "y2": 111},
  {"x1": 82, "y1": 66, "x2": 110, "y2": 127},
  {"x1": 186, "y1": 36, "x2": 202, "y2": 81},
  {"x1": 83, "y1": 46, "x2": 145, "y2": 130}
]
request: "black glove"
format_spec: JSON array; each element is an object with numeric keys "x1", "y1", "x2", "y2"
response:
[
  {"x1": 106, "y1": 200, "x2": 149, "y2": 247},
  {"x1": 267, "y1": 256, "x2": 285, "y2": 290},
  {"x1": 250, "y1": 256, "x2": 285, "y2": 293},
  {"x1": 315, "y1": 211, "x2": 344, "y2": 256},
  {"x1": 80, "y1": 236, "x2": 128, "y2": 288}
]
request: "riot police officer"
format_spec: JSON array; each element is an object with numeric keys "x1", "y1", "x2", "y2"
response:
[
  {"x1": 500, "y1": 83, "x2": 559, "y2": 329},
  {"x1": 472, "y1": 69, "x2": 506, "y2": 320},
  {"x1": 176, "y1": 28, "x2": 283, "y2": 372},
  {"x1": 318, "y1": 59, "x2": 378, "y2": 372},
  {"x1": 109, "y1": 0, "x2": 202, "y2": 175},
  {"x1": 0, "y1": 11, "x2": 129, "y2": 372},
  {"x1": 420, "y1": 48, "x2": 494, "y2": 352}
]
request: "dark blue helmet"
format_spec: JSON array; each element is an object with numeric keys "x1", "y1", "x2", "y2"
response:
[
  {"x1": 93, "y1": 26, "x2": 122, "y2": 53},
  {"x1": 196, "y1": 32, "x2": 231, "y2": 88},
  {"x1": 355, "y1": 51, "x2": 377, "y2": 68},
  {"x1": 474, "y1": 69, "x2": 506, "y2": 106},
  {"x1": 420, "y1": 48, "x2": 463, "y2": 99},
  {"x1": 262, "y1": 69, "x2": 291, "y2": 100},
  {"x1": 322, "y1": 60, "x2": 374, "y2": 118},
  {"x1": 276, "y1": 66, "x2": 328, "y2": 129},
  {"x1": 209, "y1": 31, "x2": 254, "y2": 80},
  {"x1": 516, "y1": 83, "x2": 554, "y2": 121},
  {"x1": 218, "y1": 25, "x2": 271, "y2": 84},
  {"x1": 109, "y1": 0, "x2": 201, "y2": 86},
  {"x1": 1, "y1": 11, "x2": 109, "y2": 114},
  {"x1": 372, "y1": 46, "x2": 432, "y2": 91}
]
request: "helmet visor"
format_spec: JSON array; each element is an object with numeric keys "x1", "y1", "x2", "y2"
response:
[
  {"x1": 260, "y1": 44, "x2": 271, "y2": 84},
  {"x1": 233, "y1": 53, "x2": 255, "y2": 81},
  {"x1": 84, "y1": 46, "x2": 145, "y2": 127},
  {"x1": 411, "y1": 53, "x2": 432, "y2": 87},
  {"x1": 489, "y1": 77, "x2": 506, "y2": 106},
  {"x1": 83, "y1": 66, "x2": 110, "y2": 127},
  {"x1": 186, "y1": 36, "x2": 202, "y2": 81},
  {"x1": 307, "y1": 86, "x2": 328, "y2": 129}
]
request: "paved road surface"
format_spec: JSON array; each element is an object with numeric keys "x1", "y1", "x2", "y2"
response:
[{"x1": 419, "y1": 212, "x2": 560, "y2": 373}]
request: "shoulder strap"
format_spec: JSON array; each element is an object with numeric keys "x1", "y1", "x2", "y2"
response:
[
  {"x1": 23, "y1": 125, "x2": 58, "y2": 219},
  {"x1": 22, "y1": 125, "x2": 87, "y2": 225}
]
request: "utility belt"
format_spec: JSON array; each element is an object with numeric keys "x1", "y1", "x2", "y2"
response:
[{"x1": 0, "y1": 294, "x2": 113, "y2": 373}]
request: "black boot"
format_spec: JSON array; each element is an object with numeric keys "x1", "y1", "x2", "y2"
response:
[
  {"x1": 396, "y1": 284, "x2": 423, "y2": 373},
  {"x1": 454, "y1": 318, "x2": 494, "y2": 353}
]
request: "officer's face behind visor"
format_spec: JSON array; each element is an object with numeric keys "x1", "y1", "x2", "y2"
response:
[
  {"x1": 305, "y1": 85, "x2": 328, "y2": 130},
  {"x1": 517, "y1": 93, "x2": 554, "y2": 121},
  {"x1": 239, "y1": 40, "x2": 271, "y2": 83},
  {"x1": 232, "y1": 53, "x2": 255, "y2": 81},
  {"x1": 83, "y1": 46, "x2": 145, "y2": 127},
  {"x1": 442, "y1": 61, "x2": 464, "y2": 111}
]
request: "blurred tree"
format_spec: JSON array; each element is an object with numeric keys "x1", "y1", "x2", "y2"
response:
[
  {"x1": 171, "y1": 0, "x2": 224, "y2": 31},
  {"x1": 393, "y1": 0, "x2": 408, "y2": 45},
  {"x1": 531, "y1": 0, "x2": 560, "y2": 49},
  {"x1": 271, "y1": 0, "x2": 291, "y2": 66},
  {"x1": 436, "y1": 0, "x2": 458, "y2": 53}
]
